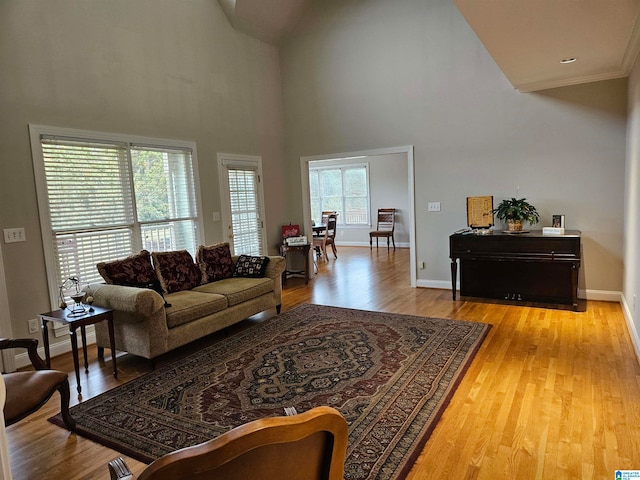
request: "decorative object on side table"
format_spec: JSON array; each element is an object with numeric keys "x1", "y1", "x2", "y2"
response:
[
  {"x1": 492, "y1": 197, "x2": 540, "y2": 232},
  {"x1": 59, "y1": 276, "x2": 87, "y2": 317}
]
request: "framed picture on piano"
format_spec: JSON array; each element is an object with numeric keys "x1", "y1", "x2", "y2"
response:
[{"x1": 466, "y1": 196, "x2": 494, "y2": 228}]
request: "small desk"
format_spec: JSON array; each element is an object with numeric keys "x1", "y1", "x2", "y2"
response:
[
  {"x1": 39, "y1": 305, "x2": 117, "y2": 395},
  {"x1": 280, "y1": 243, "x2": 312, "y2": 284}
]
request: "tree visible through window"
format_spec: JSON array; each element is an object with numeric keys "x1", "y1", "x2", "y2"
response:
[{"x1": 309, "y1": 164, "x2": 369, "y2": 225}]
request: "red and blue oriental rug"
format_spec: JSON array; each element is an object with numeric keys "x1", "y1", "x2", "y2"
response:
[{"x1": 51, "y1": 304, "x2": 490, "y2": 479}]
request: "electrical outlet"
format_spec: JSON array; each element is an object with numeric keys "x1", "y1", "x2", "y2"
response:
[
  {"x1": 427, "y1": 202, "x2": 441, "y2": 212},
  {"x1": 3, "y1": 227, "x2": 26, "y2": 243},
  {"x1": 27, "y1": 318, "x2": 39, "y2": 334}
]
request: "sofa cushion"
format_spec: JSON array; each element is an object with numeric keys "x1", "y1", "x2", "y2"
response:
[
  {"x1": 196, "y1": 243, "x2": 234, "y2": 283},
  {"x1": 232, "y1": 255, "x2": 270, "y2": 278},
  {"x1": 193, "y1": 277, "x2": 273, "y2": 306},
  {"x1": 97, "y1": 250, "x2": 157, "y2": 286},
  {"x1": 152, "y1": 250, "x2": 202, "y2": 294},
  {"x1": 163, "y1": 290, "x2": 228, "y2": 329}
]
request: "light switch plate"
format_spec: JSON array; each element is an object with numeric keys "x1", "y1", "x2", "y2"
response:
[
  {"x1": 3, "y1": 228, "x2": 25, "y2": 243},
  {"x1": 428, "y1": 202, "x2": 441, "y2": 212}
]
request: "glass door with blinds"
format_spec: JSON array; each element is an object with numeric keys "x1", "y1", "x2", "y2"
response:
[{"x1": 217, "y1": 154, "x2": 266, "y2": 256}]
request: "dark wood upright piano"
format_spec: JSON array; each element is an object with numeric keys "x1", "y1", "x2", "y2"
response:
[{"x1": 449, "y1": 230, "x2": 581, "y2": 310}]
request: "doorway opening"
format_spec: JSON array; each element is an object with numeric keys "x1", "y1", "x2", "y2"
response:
[{"x1": 300, "y1": 146, "x2": 416, "y2": 287}]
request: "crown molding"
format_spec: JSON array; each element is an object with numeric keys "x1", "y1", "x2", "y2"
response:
[{"x1": 514, "y1": 70, "x2": 628, "y2": 93}]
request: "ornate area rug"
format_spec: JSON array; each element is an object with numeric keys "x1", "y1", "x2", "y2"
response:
[{"x1": 51, "y1": 304, "x2": 490, "y2": 479}]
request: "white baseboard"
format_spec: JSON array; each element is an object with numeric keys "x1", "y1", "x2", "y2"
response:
[
  {"x1": 621, "y1": 294, "x2": 640, "y2": 365},
  {"x1": 13, "y1": 328, "x2": 96, "y2": 370},
  {"x1": 416, "y1": 279, "x2": 451, "y2": 290},
  {"x1": 582, "y1": 289, "x2": 621, "y2": 302}
]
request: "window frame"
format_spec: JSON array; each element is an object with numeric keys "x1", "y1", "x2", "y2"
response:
[
  {"x1": 29, "y1": 124, "x2": 204, "y2": 309},
  {"x1": 308, "y1": 163, "x2": 370, "y2": 226}
]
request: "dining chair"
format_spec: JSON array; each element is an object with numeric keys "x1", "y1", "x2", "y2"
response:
[
  {"x1": 312, "y1": 214, "x2": 338, "y2": 261},
  {"x1": 108, "y1": 406, "x2": 348, "y2": 480},
  {"x1": 369, "y1": 208, "x2": 396, "y2": 251}
]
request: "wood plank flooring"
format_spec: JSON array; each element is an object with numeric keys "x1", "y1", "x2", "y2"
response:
[{"x1": 6, "y1": 247, "x2": 640, "y2": 479}]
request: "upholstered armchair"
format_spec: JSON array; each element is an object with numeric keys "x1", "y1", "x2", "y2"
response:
[{"x1": 0, "y1": 338, "x2": 75, "y2": 430}]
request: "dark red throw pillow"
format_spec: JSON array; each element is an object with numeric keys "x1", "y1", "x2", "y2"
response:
[
  {"x1": 97, "y1": 250, "x2": 157, "y2": 286},
  {"x1": 152, "y1": 250, "x2": 202, "y2": 294},
  {"x1": 196, "y1": 242, "x2": 235, "y2": 283}
]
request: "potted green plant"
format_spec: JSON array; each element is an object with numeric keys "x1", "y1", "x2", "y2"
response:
[{"x1": 492, "y1": 197, "x2": 540, "y2": 231}]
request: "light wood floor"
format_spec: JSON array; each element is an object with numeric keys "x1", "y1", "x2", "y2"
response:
[{"x1": 6, "y1": 247, "x2": 640, "y2": 479}]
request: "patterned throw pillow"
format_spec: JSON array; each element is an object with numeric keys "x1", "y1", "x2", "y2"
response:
[
  {"x1": 97, "y1": 250, "x2": 157, "y2": 286},
  {"x1": 232, "y1": 255, "x2": 270, "y2": 278},
  {"x1": 152, "y1": 250, "x2": 202, "y2": 294},
  {"x1": 97, "y1": 250, "x2": 172, "y2": 307},
  {"x1": 196, "y1": 243, "x2": 235, "y2": 283}
]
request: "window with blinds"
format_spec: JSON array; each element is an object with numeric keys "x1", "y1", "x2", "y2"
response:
[
  {"x1": 309, "y1": 164, "x2": 370, "y2": 225},
  {"x1": 30, "y1": 126, "x2": 201, "y2": 308}
]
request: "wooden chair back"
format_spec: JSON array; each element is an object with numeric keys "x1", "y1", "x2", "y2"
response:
[
  {"x1": 369, "y1": 208, "x2": 396, "y2": 250},
  {"x1": 131, "y1": 406, "x2": 348, "y2": 480},
  {"x1": 320, "y1": 211, "x2": 336, "y2": 224},
  {"x1": 324, "y1": 214, "x2": 337, "y2": 241},
  {"x1": 376, "y1": 208, "x2": 395, "y2": 232}
]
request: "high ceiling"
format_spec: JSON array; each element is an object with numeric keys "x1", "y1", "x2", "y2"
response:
[
  {"x1": 217, "y1": 0, "x2": 312, "y2": 46},
  {"x1": 218, "y1": 0, "x2": 640, "y2": 92}
]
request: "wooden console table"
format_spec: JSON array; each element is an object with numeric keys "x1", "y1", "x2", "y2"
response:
[{"x1": 450, "y1": 230, "x2": 581, "y2": 310}]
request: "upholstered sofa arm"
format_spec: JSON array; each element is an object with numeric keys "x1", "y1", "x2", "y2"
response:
[
  {"x1": 89, "y1": 283, "x2": 165, "y2": 321},
  {"x1": 264, "y1": 256, "x2": 286, "y2": 278}
]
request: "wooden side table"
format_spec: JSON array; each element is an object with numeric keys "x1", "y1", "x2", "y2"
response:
[
  {"x1": 280, "y1": 243, "x2": 312, "y2": 284},
  {"x1": 39, "y1": 305, "x2": 117, "y2": 395}
]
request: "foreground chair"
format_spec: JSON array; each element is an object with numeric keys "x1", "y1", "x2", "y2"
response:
[
  {"x1": 0, "y1": 337, "x2": 75, "y2": 430},
  {"x1": 312, "y1": 214, "x2": 338, "y2": 261},
  {"x1": 369, "y1": 208, "x2": 396, "y2": 251},
  {"x1": 108, "y1": 405, "x2": 348, "y2": 480}
]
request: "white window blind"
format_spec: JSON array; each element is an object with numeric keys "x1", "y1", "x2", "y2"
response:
[
  {"x1": 227, "y1": 167, "x2": 263, "y2": 256},
  {"x1": 309, "y1": 164, "x2": 369, "y2": 225},
  {"x1": 41, "y1": 137, "x2": 136, "y2": 288},
  {"x1": 32, "y1": 126, "x2": 201, "y2": 308}
]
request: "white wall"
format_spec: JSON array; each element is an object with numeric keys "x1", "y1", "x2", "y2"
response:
[
  {"x1": 280, "y1": 0, "x2": 627, "y2": 295},
  {"x1": 0, "y1": 1, "x2": 288, "y2": 349},
  {"x1": 624, "y1": 58, "x2": 640, "y2": 356}
]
